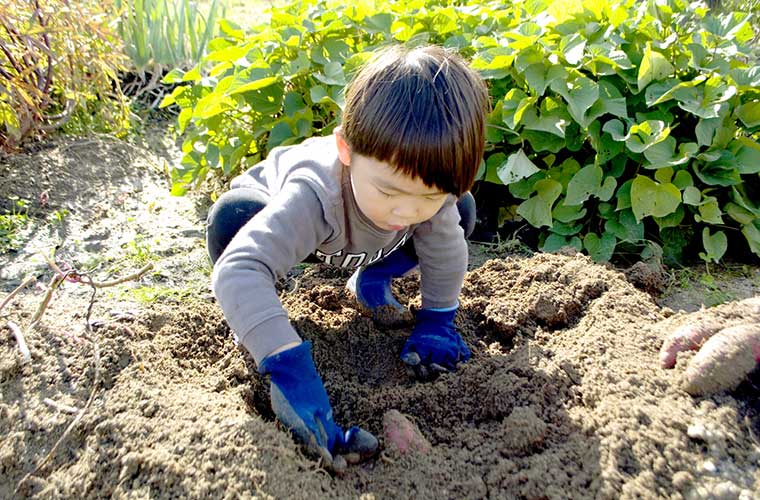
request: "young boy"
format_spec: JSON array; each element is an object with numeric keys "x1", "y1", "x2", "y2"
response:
[{"x1": 207, "y1": 45, "x2": 490, "y2": 470}]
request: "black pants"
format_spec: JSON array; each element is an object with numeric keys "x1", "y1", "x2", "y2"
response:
[{"x1": 206, "y1": 189, "x2": 476, "y2": 265}]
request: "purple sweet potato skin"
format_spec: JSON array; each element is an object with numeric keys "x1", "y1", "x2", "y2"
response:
[
  {"x1": 682, "y1": 324, "x2": 760, "y2": 396},
  {"x1": 382, "y1": 410, "x2": 431, "y2": 455},
  {"x1": 660, "y1": 323, "x2": 721, "y2": 369}
]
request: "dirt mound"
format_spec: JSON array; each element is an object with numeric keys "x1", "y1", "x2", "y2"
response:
[{"x1": 3, "y1": 252, "x2": 758, "y2": 498}]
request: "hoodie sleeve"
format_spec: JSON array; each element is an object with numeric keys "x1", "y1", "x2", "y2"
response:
[
  {"x1": 212, "y1": 180, "x2": 333, "y2": 364},
  {"x1": 412, "y1": 199, "x2": 467, "y2": 310}
]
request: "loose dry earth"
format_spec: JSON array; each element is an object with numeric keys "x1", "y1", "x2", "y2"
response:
[{"x1": 1, "y1": 131, "x2": 759, "y2": 499}]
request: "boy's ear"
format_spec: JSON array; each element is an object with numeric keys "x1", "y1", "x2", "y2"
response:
[{"x1": 334, "y1": 126, "x2": 352, "y2": 166}]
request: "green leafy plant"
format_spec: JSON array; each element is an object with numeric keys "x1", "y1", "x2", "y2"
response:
[
  {"x1": 115, "y1": 0, "x2": 227, "y2": 101},
  {"x1": 164, "y1": 0, "x2": 760, "y2": 264},
  {"x1": 475, "y1": 0, "x2": 760, "y2": 264},
  {"x1": 0, "y1": 197, "x2": 30, "y2": 253},
  {"x1": 122, "y1": 234, "x2": 157, "y2": 265},
  {"x1": 121, "y1": 284, "x2": 194, "y2": 303},
  {"x1": 0, "y1": 0, "x2": 130, "y2": 150},
  {"x1": 47, "y1": 208, "x2": 69, "y2": 226}
]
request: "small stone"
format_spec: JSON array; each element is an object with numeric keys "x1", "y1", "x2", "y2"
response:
[
  {"x1": 712, "y1": 481, "x2": 740, "y2": 499},
  {"x1": 672, "y1": 471, "x2": 692, "y2": 490},
  {"x1": 139, "y1": 400, "x2": 159, "y2": 418},
  {"x1": 739, "y1": 489, "x2": 756, "y2": 500},
  {"x1": 687, "y1": 423, "x2": 709, "y2": 441},
  {"x1": 703, "y1": 460, "x2": 717, "y2": 473}
]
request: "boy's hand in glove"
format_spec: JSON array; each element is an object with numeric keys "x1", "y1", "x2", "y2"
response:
[
  {"x1": 258, "y1": 341, "x2": 378, "y2": 472},
  {"x1": 400, "y1": 307, "x2": 471, "y2": 380}
]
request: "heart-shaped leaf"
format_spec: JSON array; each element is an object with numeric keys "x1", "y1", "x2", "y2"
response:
[
  {"x1": 630, "y1": 175, "x2": 681, "y2": 221},
  {"x1": 699, "y1": 228, "x2": 727, "y2": 263},
  {"x1": 517, "y1": 179, "x2": 563, "y2": 228}
]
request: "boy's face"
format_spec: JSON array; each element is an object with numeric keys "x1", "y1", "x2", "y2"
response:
[{"x1": 336, "y1": 130, "x2": 449, "y2": 231}]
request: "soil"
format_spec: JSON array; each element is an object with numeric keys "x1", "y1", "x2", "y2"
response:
[{"x1": 1, "y1": 129, "x2": 759, "y2": 499}]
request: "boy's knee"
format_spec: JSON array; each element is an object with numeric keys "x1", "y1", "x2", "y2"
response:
[
  {"x1": 206, "y1": 188, "x2": 269, "y2": 264},
  {"x1": 457, "y1": 192, "x2": 476, "y2": 239}
]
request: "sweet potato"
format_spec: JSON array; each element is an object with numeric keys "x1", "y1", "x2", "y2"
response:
[
  {"x1": 382, "y1": 409, "x2": 431, "y2": 455},
  {"x1": 660, "y1": 322, "x2": 722, "y2": 368},
  {"x1": 681, "y1": 324, "x2": 760, "y2": 396}
]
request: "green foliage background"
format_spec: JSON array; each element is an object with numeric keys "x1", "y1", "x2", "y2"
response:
[{"x1": 162, "y1": 0, "x2": 760, "y2": 264}]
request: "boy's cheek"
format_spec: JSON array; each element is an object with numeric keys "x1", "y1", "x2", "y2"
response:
[{"x1": 424, "y1": 200, "x2": 447, "y2": 219}]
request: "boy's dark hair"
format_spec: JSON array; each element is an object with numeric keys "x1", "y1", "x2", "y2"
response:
[{"x1": 341, "y1": 45, "x2": 490, "y2": 197}]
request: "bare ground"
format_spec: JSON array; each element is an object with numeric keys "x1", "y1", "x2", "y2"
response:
[{"x1": 1, "y1": 131, "x2": 759, "y2": 499}]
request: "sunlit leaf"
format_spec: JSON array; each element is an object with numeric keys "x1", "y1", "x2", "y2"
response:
[
  {"x1": 542, "y1": 233, "x2": 582, "y2": 253},
  {"x1": 497, "y1": 149, "x2": 541, "y2": 185},
  {"x1": 695, "y1": 198, "x2": 724, "y2": 225},
  {"x1": 624, "y1": 120, "x2": 670, "y2": 153},
  {"x1": 638, "y1": 43, "x2": 675, "y2": 91},
  {"x1": 682, "y1": 186, "x2": 701, "y2": 206},
  {"x1": 736, "y1": 101, "x2": 760, "y2": 128},
  {"x1": 630, "y1": 175, "x2": 681, "y2": 221}
]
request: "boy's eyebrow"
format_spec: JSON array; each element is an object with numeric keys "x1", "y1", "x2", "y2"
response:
[{"x1": 373, "y1": 177, "x2": 446, "y2": 196}]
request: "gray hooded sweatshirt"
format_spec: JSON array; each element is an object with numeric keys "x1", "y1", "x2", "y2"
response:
[{"x1": 211, "y1": 135, "x2": 467, "y2": 364}]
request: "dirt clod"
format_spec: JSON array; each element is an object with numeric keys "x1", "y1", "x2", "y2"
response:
[
  {"x1": 501, "y1": 406, "x2": 547, "y2": 454},
  {"x1": 624, "y1": 260, "x2": 667, "y2": 295}
]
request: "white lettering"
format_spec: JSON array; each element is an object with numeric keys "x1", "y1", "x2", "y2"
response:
[
  {"x1": 386, "y1": 232, "x2": 410, "y2": 256},
  {"x1": 366, "y1": 248, "x2": 384, "y2": 265},
  {"x1": 315, "y1": 250, "x2": 342, "y2": 265},
  {"x1": 341, "y1": 253, "x2": 367, "y2": 268}
]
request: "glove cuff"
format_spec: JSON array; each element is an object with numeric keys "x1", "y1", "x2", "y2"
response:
[
  {"x1": 258, "y1": 340, "x2": 315, "y2": 378},
  {"x1": 416, "y1": 306, "x2": 458, "y2": 325}
]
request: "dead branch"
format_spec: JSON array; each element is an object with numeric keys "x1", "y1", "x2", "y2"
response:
[
  {"x1": 129, "y1": 67, "x2": 163, "y2": 101},
  {"x1": 28, "y1": 271, "x2": 70, "y2": 328},
  {"x1": 746, "y1": 410, "x2": 760, "y2": 448},
  {"x1": 6, "y1": 321, "x2": 31, "y2": 363},
  {"x1": 86, "y1": 263, "x2": 154, "y2": 289},
  {"x1": 42, "y1": 251, "x2": 153, "y2": 289},
  {"x1": 0, "y1": 38, "x2": 22, "y2": 75},
  {"x1": 29, "y1": 260, "x2": 152, "y2": 328},
  {"x1": 29, "y1": 251, "x2": 152, "y2": 326},
  {"x1": 40, "y1": 98, "x2": 75, "y2": 131},
  {"x1": 0, "y1": 275, "x2": 36, "y2": 316},
  {"x1": 42, "y1": 398, "x2": 79, "y2": 415},
  {"x1": 31, "y1": 0, "x2": 53, "y2": 94}
]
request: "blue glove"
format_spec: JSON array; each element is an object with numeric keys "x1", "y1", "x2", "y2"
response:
[
  {"x1": 347, "y1": 249, "x2": 418, "y2": 325},
  {"x1": 400, "y1": 307, "x2": 471, "y2": 380},
  {"x1": 258, "y1": 341, "x2": 378, "y2": 471}
]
